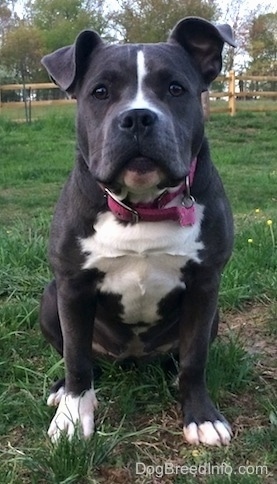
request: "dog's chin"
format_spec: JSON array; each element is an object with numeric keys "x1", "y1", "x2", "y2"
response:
[
  {"x1": 121, "y1": 170, "x2": 163, "y2": 192},
  {"x1": 117, "y1": 157, "x2": 166, "y2": 193},
  {"x1": 100, "y1": 157, "x2": 185, "y2": 201}
]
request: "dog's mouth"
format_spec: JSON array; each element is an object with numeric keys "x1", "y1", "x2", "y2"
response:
[
  {"x1": 125, "y1": 157, "x2": 158, "y2": 174},
  {"x1": 98, "y1": 156, "x2": 186, "y2": 200},
  {"x1": 117, "y1": 157, "x2": 166, "y2": 192}
]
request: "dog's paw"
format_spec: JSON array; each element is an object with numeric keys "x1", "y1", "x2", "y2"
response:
[
  {"x1": 47, "y1": 385, "x2": 65, "y2": 407},
  {"x1": 183, "y1": 420, "x2": 232, "y2": 446},
  {"x1": 47, "y1": 389, "x2": 98, "y2": 442}
]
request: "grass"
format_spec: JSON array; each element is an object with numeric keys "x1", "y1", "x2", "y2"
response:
[{"x1": 0, "y1": 109, "x2": 276, "y2": 483}]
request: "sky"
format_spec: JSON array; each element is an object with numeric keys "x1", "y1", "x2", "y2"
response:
[
  {"x1": 220, "y1": 0, "x2": 276, "y2": 22},
  {"x1": 15, "y1": 0, "x2": 277, "y2": 22}
]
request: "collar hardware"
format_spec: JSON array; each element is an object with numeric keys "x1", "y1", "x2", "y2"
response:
[
  {"x1": 104, "y1": 187, "x2": 140, "y2": 223},
  {"x1": 102, "y1": 158, "x2": 198, "y2": 226}
]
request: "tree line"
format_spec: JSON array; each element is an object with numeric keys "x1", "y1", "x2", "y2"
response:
[{"x1": 0, "y1": 0, "x2": 276, "y2": 91}]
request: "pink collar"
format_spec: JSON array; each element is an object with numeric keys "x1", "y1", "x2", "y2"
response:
[{"x1": 104, "y1": 158, "x2": 197, "y2": 226}]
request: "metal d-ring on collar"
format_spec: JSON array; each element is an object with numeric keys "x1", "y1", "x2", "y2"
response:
[{"x1": 181, "y1": 175, "x2": 195, "y2": 208}]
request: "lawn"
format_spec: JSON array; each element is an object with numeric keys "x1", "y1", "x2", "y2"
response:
[{"x1": 0, "y1": 109, "x2": 276, "y2": 483}]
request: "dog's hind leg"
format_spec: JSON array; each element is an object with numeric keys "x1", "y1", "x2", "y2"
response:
[
  {"x1": 40, "y1": 280, "x2": 65, "y2": 406},
  {"x1": 210, "y1": 309, "x2": 219, "y2": 343},
  {"x1": 40, "y1": 279, "x2": 63, "y2": 356}
]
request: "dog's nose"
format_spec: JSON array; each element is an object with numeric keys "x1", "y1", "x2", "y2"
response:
[{"x1": 118, "y1": 109, "x2": 157, "y2": 134}]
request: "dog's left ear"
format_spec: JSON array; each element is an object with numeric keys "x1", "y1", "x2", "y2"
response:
[
  {"x1": 169, "y1": 17, "x2": 236, "y2": 86},
  {"x1": 41, "y1": 30, "x2": 103, "y2": 94}
]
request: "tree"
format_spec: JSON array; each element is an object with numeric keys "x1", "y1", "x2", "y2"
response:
[
  {"x1": 0, "y1": 0, "x2": 20, "y2": 39},
  {"x1": 1, "y1": 21, "x2": 44, "y2": 81},
  {"x1": 0, "y1": 21, "x2": 44, "y2": 121},
  {"x1": 247, "y1": 12, "x2": 277, "y2": 76},
  {"x1": 110, "y1": 0, "x2": 219, "y2": 43},
  {"x1": 0, "y1": 0, "x2": 109, "y2": 87},
  {"x1": 26, "y1": 0, "x2": 108, "y2": 51},
  {"x1": 0, "y1": 1, "x2": 12, "y2": 33},
  {"x1": 218, "y1": 0, "x2": 277, "y2": 74}
]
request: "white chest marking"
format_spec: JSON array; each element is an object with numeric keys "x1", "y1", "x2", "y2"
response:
[
  {"x1": 80, "y1": 204, "x2": 204, "y2": 323},
  {"x1": 128, "y1": 50, "x2": 162, "y2": 114}
]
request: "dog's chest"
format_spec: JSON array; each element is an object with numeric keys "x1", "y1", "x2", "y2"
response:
[{"x1": 80, "y1": 205, "x2": 204, "y2": 324}]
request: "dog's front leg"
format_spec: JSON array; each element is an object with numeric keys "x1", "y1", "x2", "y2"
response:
[
  {"x1": 47, "y1": 277, "x2": 98, "y2": 442},
  {"x1": 179, "y1": 268, "x2": 232, "y2": 446}
]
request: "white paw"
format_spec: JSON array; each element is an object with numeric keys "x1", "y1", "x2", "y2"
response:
[
  {"x1": 47, "y1": 386, "x2": 65, "y2": 407},
  {"x1": 183, "y1": 420, "x2": 232, "y2": 446},
  {"x1": 48, "y1": 388, "x2": 98, "y2": 442}
]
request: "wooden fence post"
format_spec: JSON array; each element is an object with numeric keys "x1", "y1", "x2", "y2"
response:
[
  {"x1": 201, "y1": 90, "x2": 210, "y2": 120},
  {"x1": 228, "y1": 70, "x2": 236, "y2": 116}
]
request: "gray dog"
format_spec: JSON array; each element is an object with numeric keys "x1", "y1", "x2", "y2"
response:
[{"x1": 40, "y1": 17, "x2": 235, "y2": 446}]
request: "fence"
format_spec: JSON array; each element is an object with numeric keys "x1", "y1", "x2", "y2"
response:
[
  {"x1": 210, "y1": 71, "x2": 277, "y2": 116},
  {"x1": 0, "y1": 72, "x2": 277, "y2": 119}
]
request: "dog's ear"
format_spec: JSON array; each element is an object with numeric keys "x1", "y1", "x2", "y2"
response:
[
  {"x1": 41, "y1": 30, "x2": 103, "y2": 94},
  {"x1": 169, "y1": 17, "x2": 236, "y2": 86}
]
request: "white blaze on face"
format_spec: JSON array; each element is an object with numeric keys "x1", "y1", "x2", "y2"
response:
[
  {"x1": 133, "y1": 50, "x2": 148, "y2": 108},
  {"x1": 129, "y1": 50, "x2": 161, "y2": 114}
]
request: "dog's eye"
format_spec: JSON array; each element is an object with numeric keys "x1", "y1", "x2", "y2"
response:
[
  {"x1": 92, "y1": 85, "x2": 109, "y2": 100},
  {"x1": 169, "y1": 83, "x2": 184, "y2": 97}
]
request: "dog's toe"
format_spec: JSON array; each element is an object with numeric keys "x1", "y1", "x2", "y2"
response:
[
  {"x1": 183, "y1": 422, "x2": 200, "y2": 445},
  {"x1": 47, "y1": 386, "x2": 65, "y2": 407},
  {"x1": 183, "y1": 420, "x2": 232, "y2": 446},
  {"x1": 214, "y1": 420, "x2": 233, "y2": 445},
  {"x1": 198, "y1": 421, "x2": 223, "y2": 446}
]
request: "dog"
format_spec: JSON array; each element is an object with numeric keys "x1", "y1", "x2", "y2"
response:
[{"x1": 40, "y1": 16, "x2": 235, "y2": 446}]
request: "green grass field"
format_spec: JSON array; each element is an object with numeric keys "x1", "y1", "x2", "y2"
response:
[{"x1": 0, "y1": 109, "x2": 276, "y2": 483}]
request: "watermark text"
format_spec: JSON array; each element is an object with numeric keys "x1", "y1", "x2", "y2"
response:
[{"x1": 135, "y1": 461, "x2": 268, "y2": 478}]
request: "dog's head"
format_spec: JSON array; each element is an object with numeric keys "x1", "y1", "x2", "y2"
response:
[{"x1": 42, "y1": 17, "x2": 235, "y2": 199}]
